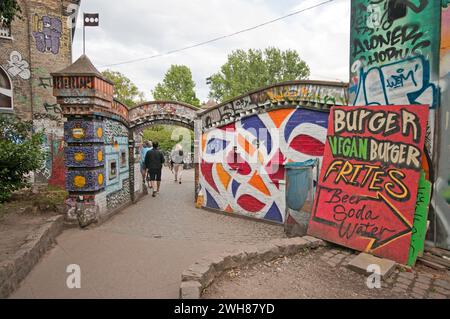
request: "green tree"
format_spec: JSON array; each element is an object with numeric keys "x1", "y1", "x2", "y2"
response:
[
  {"x1": 152, "y1": 65, "x2": 200, "y2": 106},
  {"x1": 101, "y1": 69, "x2": 145, "y2": 108},
  {"x1": 0, "y1": 115, "x2": 45, "y2": 202},
  {"x1": 0, "y1": 0, "x2": 22, "y2": 27},
  {"x1": 142, "y1": 125, "x2": 193, "y2": 153},
  {"x1": 208, "y1": 47, "x2": 310, "y2": 102}
]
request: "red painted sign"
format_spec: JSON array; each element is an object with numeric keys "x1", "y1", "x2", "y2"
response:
[{"x1": 307, "y1": 105, "x2": 429, "y2": 264}]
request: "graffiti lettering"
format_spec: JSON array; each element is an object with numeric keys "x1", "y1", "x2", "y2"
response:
[
  {"x1": 5, "y1": 51, "x2": 30, "y2": 80},
  {"x1": 352, "y1": 23, "x2": 431, "y2": 63},
  {"x1": 308, "y1": 105, "x2": 428, "y2": 264},
  {"x1": 352, "y1": 56, "x2": 437, "y2": 108},
  {"x1": 44, "y1": 102, "x2": 62, "y2": 114},
  {"x1": 39, "y1": 77, "x2": 53, "y2": 89},
  {"x1": 32, "y1": 15, "x2": 62, "y2": 55}
]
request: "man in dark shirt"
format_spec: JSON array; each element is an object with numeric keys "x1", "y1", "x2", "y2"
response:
[{"x1": 144, "y1": 141, "x2": 165, "y2": 197}]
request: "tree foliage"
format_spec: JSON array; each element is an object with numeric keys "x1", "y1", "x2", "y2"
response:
[
  {"x1": 142, "y1": 125, "x2": 193, "y2": 153},
  {"x1": 0, "y1": 0, "x2": 22, "y2": 27},
  {"x1": 0, "y1": 115, "x2": 45, "y2": 202},
  {"x1": 152, "y1": 65, "x2": 200, "y2": 107},
  {"x1": 208, "y1": 47, "x2": 310, "y2": 102},
  {"x1": 101, "y1": 69, "x2": 145, "y2": 108}
]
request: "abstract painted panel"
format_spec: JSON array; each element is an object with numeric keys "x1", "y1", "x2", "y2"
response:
[{"x1": 199, "y1": 108, "x2": 329, "y2": 223}]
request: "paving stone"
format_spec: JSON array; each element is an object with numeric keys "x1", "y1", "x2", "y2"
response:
[
  {"x1": 432, "y1": 286, "x2": 450, "y2": 296},
  {"x1": 180, "y1": 281, "x2": 201, "y2": 299},
  {"x1": 323, "y1": 251, "x2": 334, "y2": 258},
  {"x1": 396, "y1": 277, "x2": 413, "y2": 286},
  {"x1": 301, "y1": 235, "x2": 325, "y2": 248},
  {"x1": 392, "y1": 286, "x2": 407, "y2": 293},
  {"x1": 428, "y1": 292, "x2": 447, "y2": 299},
  {"x1": 413, "y1": 281, "x2": 430, "y2": 290},
  {"x1": 412, "y1": 287, "x2": 427, "y2": 295},
  {"x1": 347, "y1": 253, "x2": 396, "y2": 279},
  {"x1": 326, "y1": 261, "x2": 337, "y2": 267},
  {"x1": 411, "y1": 292, "x2": 425, "y2": 299},
  {"x1": 417, "y1": 273, "x2": 434, "y2": 279},
  {"x1": 398, "y1": 272, "x2": 415, "y2": 280},
  {"x1": 394, "y1": 282, "x2": 410, "y2": 290},
  {"x1": 416, "y1": 276, "x2": 432, "y2": 284},
  {"x1": 334, "y1": 253, "x2": 346, "y2": 260},
  {"x1": 434, "y1": 279, "x2": 450, "y2": 290}
]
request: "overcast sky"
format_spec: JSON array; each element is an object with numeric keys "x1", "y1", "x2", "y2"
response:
[{"x1": 72, "y1": 0, "x2": 350, "y2": 102}]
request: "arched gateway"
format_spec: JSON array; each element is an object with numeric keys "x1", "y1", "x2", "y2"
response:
[
  {"x1": 53, "y1": 55, "x2": 348, "y2": 228},
  {"x1": 129, "y1": 101, "x2": 197, "y2": 131}
]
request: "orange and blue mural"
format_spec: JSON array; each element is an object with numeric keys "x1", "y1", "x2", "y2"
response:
[{"x1": 199, "y1": 108, "x2": 329, "y2": 223}]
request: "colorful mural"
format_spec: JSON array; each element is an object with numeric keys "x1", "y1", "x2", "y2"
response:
[
  {"x1": 349, "y1": 0, "x2": 440, "y2": 108},
  {"x1": 308, "y1": 105, "x2": 429, "y2": 264},
  {"x1": 199, "y1": 81, "x2": 348, "y2": 130},
  {"x1": 432, "y1": 2, "x2": 450, "y2": 249},
  {"x1": 199, "y1": 108, "x2": 329, "y2": 223}
]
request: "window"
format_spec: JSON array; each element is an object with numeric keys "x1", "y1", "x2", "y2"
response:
[
  {"x1": 0, "y1": 67, "x2": 13, "y2": 110},
  {"x1": 120, "y1": 150, "x2": 127, "y2": 167},
  {"x1": 109, "y1": 160, "x2": 117, "y2": 180},
  {"x1": 0, "y1": 18, "x2": 12, "y2": 38}
]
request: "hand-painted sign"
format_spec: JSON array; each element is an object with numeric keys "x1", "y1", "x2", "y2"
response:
[
  {"x1": 407, "y1": 170, "x2": 431, "y2": 266},
  {"x1": 307, "y1": 105, "x2": 429, "y2": 264}
]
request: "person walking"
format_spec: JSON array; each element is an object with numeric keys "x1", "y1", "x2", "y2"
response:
[
  {"x1": 144, "y1": 141, "x2": 165, "y2": 197},
  {"x1": 171, "y1": 144, "x2": 184, "y2": 184},
  {"x1": 140, "y1": 141, "x2": 152, "y2": 190}
]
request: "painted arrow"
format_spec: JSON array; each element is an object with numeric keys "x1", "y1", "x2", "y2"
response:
[{"x1": 311, "y1": 186, "x2": 413, "y2": 252}]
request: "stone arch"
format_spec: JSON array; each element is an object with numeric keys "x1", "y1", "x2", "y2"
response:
[
  {"x1": 0, "y1": 66, "x2": 13, "y2": 110},
  {"x1": 128, "y1": 101, "x2": 198, "y2": 132}
]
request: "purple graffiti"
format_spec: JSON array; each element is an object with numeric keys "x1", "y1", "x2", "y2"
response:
[{"x1": 33, "y1": 16, "x2": 62, "y2": 55}]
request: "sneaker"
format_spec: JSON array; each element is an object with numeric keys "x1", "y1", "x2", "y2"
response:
[
  {"x1": 179, "y1": 181, "x2": 182, "y2": 184},
  {"x1": 152, "y1": 191, "x2": 156, "y2": 197}
]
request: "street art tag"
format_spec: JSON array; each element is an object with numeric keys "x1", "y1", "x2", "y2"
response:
[{"x1": 307, "y1": 105, "x2": 429, "y2": 264}]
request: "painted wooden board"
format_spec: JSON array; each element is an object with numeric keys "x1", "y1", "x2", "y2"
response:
[
  {"x1": 407, "y1": 171, "x2": 432, "y2": 266},
  {"x1": 307, "y1": 105, "x2": 429, "y2": 264}
]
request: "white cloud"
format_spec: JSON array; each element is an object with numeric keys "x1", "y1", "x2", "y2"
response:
[{"x1": 73, "y1": 0, "x2": 350, "y2": 102}]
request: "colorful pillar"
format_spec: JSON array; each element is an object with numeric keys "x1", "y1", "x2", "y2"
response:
[{"x1": 52, "y1": 55, "x2": 114, "y2": 227}]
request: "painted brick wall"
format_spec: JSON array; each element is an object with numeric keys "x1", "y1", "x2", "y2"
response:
[
  {"x1": 0, "y1": 0, "x2": 79, "y2": 187},
  {"x1": 199, "y1": 108, "x2": 329, "y2": 223}
]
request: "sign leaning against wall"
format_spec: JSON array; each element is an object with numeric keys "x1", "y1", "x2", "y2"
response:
[{"x1": 307, "y1": 104, "x2": 429, "y2": 264}]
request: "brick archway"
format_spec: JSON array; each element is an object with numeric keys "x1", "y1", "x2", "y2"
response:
[
  {"x1": 128, "y1": 101, "x2": 199, "y2": 199},
  {"x1": 128, "y1": 101, "x2": 197, "y2": 131}
]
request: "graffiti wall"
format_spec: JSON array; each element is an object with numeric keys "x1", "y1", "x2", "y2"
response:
[
  {"x1": 308, "y1": 105, "x2": 429, "y2": 264},
  {"x1": 199, "y1": 82, "x2": 347, "y2": 130},
  {"x1": 433, "y1": 2, "x2": 450, "y2": 249},
  {"x1": 199, "y1": 108, "x2": 329, "y2": 223},
  {"x1": 0, "y1": 0, "x2": 76, "y2": 187},
  {"x1": 350, "y1": 0, "x2": 440, "y2": 107},
  {"x1": 349, "y1": 0, "x2": 440, "y2": 160}
]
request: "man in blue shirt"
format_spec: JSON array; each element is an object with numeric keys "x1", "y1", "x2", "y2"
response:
[{"x1": 140, "y1": 141, "x2": 152, "y2": 189}]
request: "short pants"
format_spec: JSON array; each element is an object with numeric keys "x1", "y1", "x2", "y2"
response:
[{"x1": 147, "y1": 168, "x2": 162, "y2": 181}]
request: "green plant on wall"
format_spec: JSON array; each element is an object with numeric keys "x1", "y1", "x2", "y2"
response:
[
  {"x1": 0, "y1": 115, "x2": 45, "y2": 202},
  {"x1": 0, "y1": 0, "x2": 22, "y2": 27}
]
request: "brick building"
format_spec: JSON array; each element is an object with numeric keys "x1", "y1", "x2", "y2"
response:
[{"x1": 0, "y1": 0, "x2": 80, "y2": 187}]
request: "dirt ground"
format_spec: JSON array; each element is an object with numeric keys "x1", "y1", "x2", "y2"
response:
[
  {"x1": 203, "y1": 247, "x2": 406, "y2": 299},
  {"x1": 0, "y1": 187, "x2": 64, "y2": 263},
  {"x1": 0, "y1": 212, "x2": 57, "y2": 263}
]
